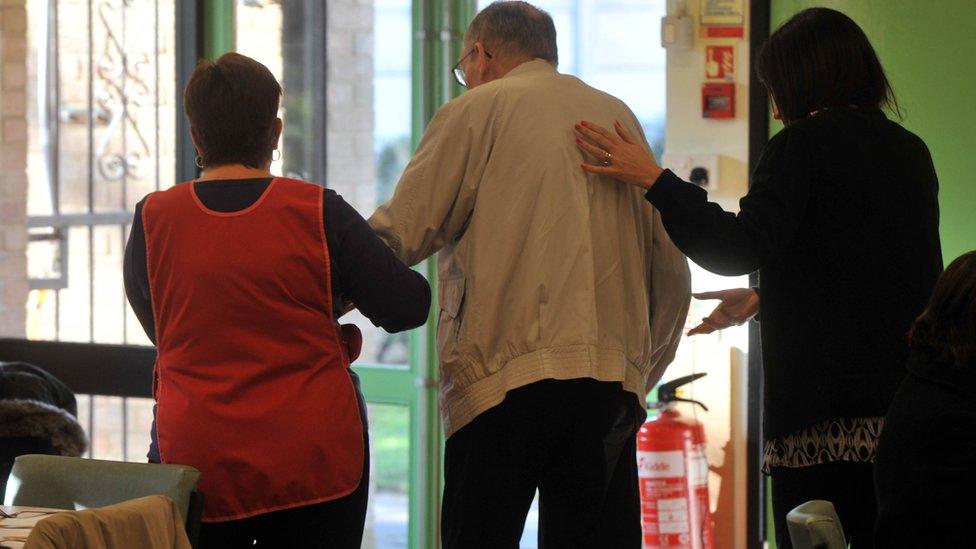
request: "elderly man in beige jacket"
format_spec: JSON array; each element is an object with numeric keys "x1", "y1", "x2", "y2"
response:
[{"x1": 369, "y1": 2, "x2": 690, "y2": 547}]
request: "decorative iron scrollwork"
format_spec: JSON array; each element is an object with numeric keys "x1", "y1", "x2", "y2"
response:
[{"x1": 94, "y1": 0, "x2": 152, "y2": 181}]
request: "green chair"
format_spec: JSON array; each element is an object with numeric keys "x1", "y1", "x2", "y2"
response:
[
  {"x1": 3, "y1": 454, "x2": 203, "y2": 546},
  {"x1": 786, "y1": 499, "x2": 847, "y2": 549}
]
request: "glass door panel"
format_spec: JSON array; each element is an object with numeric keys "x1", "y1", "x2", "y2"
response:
[
  {"x1": 235, "y1": 0, "x2": 325, "y2": 182},
  {"x1": 342, "y1": 0, "x2": 415, "y2": 370},
  {"x1": 236, "y1": 0, "x2": 414, "y2": 370},
  {"x1": 364, "y1": 403, "x2": 411, "y2": 548}
]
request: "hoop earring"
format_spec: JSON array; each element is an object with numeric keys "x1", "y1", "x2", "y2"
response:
[
  {"x1": 194, "y1": 155, "x2": 204, "y2": 168},
  {"x1": 272, "y1": 149, "x2": 281, "y2": 162}
]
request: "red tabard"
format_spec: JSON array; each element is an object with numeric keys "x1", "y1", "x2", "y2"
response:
[{"x1": 142, "y1": 178, "x2": 364, "y2": 522}]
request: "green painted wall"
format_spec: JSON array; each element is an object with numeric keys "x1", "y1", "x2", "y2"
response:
[
  {"x1": 770, "y1": 1, "x2": 976, "y2": 264},
  {"x1": 764, "y1": 3, "x2": 976, "y2": 545}
]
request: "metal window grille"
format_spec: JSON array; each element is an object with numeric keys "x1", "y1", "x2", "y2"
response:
[{"x1": 24, "y1": 0, "x2": 176, "y2": 462}]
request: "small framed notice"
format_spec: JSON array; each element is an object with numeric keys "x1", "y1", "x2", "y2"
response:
[{"x1": 701, "y1": 0, "x2": 745, "y2": 38}]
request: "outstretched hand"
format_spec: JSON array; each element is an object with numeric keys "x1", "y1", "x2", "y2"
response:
[
  {"x1": 574, "y1": 120, "x2": 664, "y2": 190},
  {"x1": 688, "y1": 288, "x2": 760, "y2": 336}
]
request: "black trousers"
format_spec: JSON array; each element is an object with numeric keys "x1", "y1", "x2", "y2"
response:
[
  {"x1": 442, "y1": 378, "x2": 643, "y2": 549},
  {"x1": 770, "y1": 461, "x2": 877, "y2": 549}
]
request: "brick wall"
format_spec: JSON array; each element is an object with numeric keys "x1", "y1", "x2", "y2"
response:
[{"x1": 0, "y1": 0, "x2": 28, "y2": 338}]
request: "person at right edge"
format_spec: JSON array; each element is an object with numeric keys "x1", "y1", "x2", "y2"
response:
[
  {"x1": 875, "y1": 251, "x2": 976, "y2": 547},
  {"x1": 574, "y1": 8, "x2": 942, "y2": 548}
]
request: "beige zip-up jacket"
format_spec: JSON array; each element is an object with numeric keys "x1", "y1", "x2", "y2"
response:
[{"x1": 369, "y1": 59, "x2": 691, "y2": 438}]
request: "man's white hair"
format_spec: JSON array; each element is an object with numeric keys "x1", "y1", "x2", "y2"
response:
[{"x1": 465, "y1": 1, "x2": 558, "y2": 67}]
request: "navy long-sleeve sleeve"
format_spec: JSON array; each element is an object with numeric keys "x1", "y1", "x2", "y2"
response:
[{"x1": 644, "y1": 126, "x2": 811, "y2": 276}]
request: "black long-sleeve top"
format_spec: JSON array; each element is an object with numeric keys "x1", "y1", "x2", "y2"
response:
[
  {"x1": 645, "y1": 107, "x2": 943, "y2": 438},
  {"x1": 874, "y1": 349, "x2": 976, "y2": 547},
  {"x1": 124, "y1": 178, "x2": 431, "y2": 343}
]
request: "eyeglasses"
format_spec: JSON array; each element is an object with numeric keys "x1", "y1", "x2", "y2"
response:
[{"x1": 452, "y1": 48, "x2": 492, "y2": 87}]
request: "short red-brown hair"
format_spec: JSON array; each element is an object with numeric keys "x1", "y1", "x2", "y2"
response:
[{"x1": 183, "y1": 53, "x2": 282, "y2": 169}]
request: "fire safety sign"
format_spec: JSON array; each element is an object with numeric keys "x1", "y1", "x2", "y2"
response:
[{"x1": 705, "y1": 46, "x2": 735, "y2": 80}]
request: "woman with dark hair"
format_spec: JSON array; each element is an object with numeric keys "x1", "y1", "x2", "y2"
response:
[
  {"x1": 123, "y1": 53, "x2": 430, "y2": 548},
  {"x1": 573, "y1": 8, "x2": 942, "y2": 548},
  {"x1": 874, "y1": 251, "x2": 976, "y2": 547}
]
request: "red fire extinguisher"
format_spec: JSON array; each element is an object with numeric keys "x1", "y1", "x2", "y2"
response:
[{"x1": 638, "y1": 373, "x2": 714, "y2": 549}]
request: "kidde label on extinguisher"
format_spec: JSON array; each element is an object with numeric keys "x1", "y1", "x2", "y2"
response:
[{"x1": 637, "y1": 450, "x2": 685, "y2": 478}]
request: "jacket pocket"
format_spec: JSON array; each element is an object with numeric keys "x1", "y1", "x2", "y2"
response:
[{"x1": 437, "y1": 277, "x2": 467, "y2": 358}]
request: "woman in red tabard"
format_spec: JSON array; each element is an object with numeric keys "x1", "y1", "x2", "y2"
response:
[{"x1": 123, "y1": 53, "x2": 430, "y2": 548}]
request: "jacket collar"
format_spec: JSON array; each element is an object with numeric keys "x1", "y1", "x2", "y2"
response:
[
  {"x1": 503, "y1": 58, "x2": 557, "y2": 80},
  {"x1": 908, "y1": 349, "x2": 976, "y2": 404}
]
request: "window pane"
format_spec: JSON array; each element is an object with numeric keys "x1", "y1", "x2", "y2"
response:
[
  {"x1": 125, "y1": 296, "x2": 152, "y2": 345},
  {"x1": 92, "y1": 224, "x2": 125, "y2": 344},
  {"x1": 235, "y1": 1, "x2": 325, "y2": 182},
  {"x1": 54, "y1": 0, "x2": 92, "y2": 214},
  {"x1": 26, "y1": 1, "x2": 52, "y2": 217},
  {"x1": 76, "y1": 394, "x2": 90, "y2": 456},
  {"x1": 56, "y1": 225, "x2": 91, "y2": 342},
  {"x1": 372, "y1": 0, "x2": 412, "y2": 207},
  {"x1": 89, "y1": 395, "x2": 123, "y2": 460},
  {"x1": 125, "y1": 397, "x2": 155, "y2": 461},
  {"x1": 26, "y1": 289, "x2": 57, "y2": 340},
  {"x1": 364, "y1": 403, "x2": 409, "y2": 548},
  {"x1": 75, "y1": 395, "x2": 154, "y2": 463},
  {"x1": 89, "y1": 4, "x2": 123, "y2": 212},
  {"x1": 237, "y1": 0, "x2": 415, "y2": 369}
]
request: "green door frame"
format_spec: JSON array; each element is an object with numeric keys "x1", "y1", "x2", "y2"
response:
[
  {"x1": 403, "y1": 1, "x2": 477, "y2": 546},
  {"x1": 200, "y1": 2, "x2": 235, "y2": 60},
  {"x1": 200, "y1": 1, "x2": 477, "y2": 547}
]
